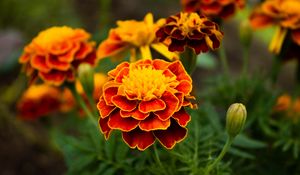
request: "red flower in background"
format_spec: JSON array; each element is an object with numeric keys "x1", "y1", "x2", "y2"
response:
[
  {"x1": 19, "y1": 26, "x2": 97, "y2": 86},
  {"x1": 97, "y1": 59, "x2": 196, "y2": 150},
  {"x1": 17, "y1": 84, "x2": 61, "y2": 120},
  {"x1": 181, "y1": 0, "x2": 245, "y2": 19},
  {"x1": 156, "y1": 12, "x2": 223, "y2": 54}
]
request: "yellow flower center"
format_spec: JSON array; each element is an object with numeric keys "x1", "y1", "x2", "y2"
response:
[
  {"x1": 177, "y1": 12, "x2": 204, "y2": 36},
  {"x1": 32, "y1": 26, "x2": 75, "y2": 49},
  {"x1": 121, "y1": 65, "x2": 178, "y2": 101}
]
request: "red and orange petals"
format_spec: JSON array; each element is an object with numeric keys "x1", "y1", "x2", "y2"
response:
[
  {"x1": 19, "y1": 26, "x2": 97, "y2": 86},
  {"x1": 156, "y1": 12, "x2": 223, "y2": 54},
  {"x1": 154, "y1": 120, "x2": 188, "y2": 149},
  {"x1": 181, "y1": 0, "x2": 245, "y2": 19},
  {"x1": 97, "y1": 59, "x2": 195, "y2": 150},
  {"x1": 122, "y1": 129, "x2": 156, "y2": 151},
  {"x1": 139, "y1": 114, "x2": 170, "y2": 131},
  {"x1": 108, "y1": 111, "x2": 139, "y2": 131},
  {"x1": 17, "y1": 84, "x2": 61, "y2": 120}
]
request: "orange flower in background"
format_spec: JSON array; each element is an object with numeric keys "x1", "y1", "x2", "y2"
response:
[
  {"x1": 97, "y1": 13, "x2": 179, "y2": 61},
  {"x1": 19, "y1": 26, "x2": 97, "y2": 86},
  {"x1": 181, "y1": 0, "x2": 245, "y2": 19},
  {"x1": 97, "y1": 59, "x2": 196, "y2": 150},
  {"x1": 273, "y1": 94, "x2": 300, "y2": 121},
  {"x1": 250, "y1": 0, "x2": 300, "y2": 54},
  {"x1": 17, "y1": 84, "x2": 61, "y2": 120},
  {"x1": 156, "y1": 12, "x2": 223, "y2": 54}
]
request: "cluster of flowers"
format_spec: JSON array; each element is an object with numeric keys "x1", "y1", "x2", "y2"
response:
[{"x1": 17, "y1": 0, "x2": 250, "y2": 150}]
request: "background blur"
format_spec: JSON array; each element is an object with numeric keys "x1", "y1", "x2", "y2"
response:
[{"x1": 0, "y1": 0, "x2": 297, "y2": 174}]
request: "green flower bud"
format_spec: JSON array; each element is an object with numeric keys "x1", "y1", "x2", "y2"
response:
[
  {"x1": 239, "y1": 20, "x2": 253, "y2": 48},
  {"x1": 226, "y1": 103, "x2": 247, "y2": 138},
  {"x1": 78, "y1": 63, "x2": 94, "y2": 95}
]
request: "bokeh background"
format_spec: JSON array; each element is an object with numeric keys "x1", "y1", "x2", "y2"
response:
[{"x1": 0, "y1": 0, "x2": 297, "y2": 174}]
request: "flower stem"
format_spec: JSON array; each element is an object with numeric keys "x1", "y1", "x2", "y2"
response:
[
  {"x1": 69, "y1": 84, "x2": 98, "y2": 127},
  {"x1": 153, "y1": 144, "x2": 168, "y2": 175},
  {"x1": 204, "y1": 137, "x2": 233, "y2": 175},
  {"x1": 242, "y1": 46, "x2": 249, "y2": 77},
  {"x1": 219, "y1": 45, "x2": 230, "y2": 78}
]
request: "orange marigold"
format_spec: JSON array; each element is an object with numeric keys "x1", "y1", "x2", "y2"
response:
[
  {"x1": 97, "y1": 13, "x2": 179, "y2": 61},
  {"x1": 250, "y1": 0, "x2": 300, "y2": 54},
  {"x1": 17, "y1": 84, "x2": 61, "y2": 120},
  {"x1": 156, "y1": 12, "x2": 223, "y2": 54},
  {"x1": 273, "y1": 94, "x2": 300, "y2": 121},
  {"x1": 97, "y1": 59, "x2": 196, "y2": 150},
  {"x1": 181, "y1": 0, "x2": 245, "y2": 19},
  {"x1": 19, "y1": 26, "x2": 97, "y2": 86}
]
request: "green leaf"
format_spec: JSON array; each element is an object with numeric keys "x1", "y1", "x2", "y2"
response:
[{"x1": 232, "y1": 134, "x2": 266, "y2": 149}]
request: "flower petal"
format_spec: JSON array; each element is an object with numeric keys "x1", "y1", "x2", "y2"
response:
[
  {"x1": 39, "y1": 70, "x2": 66, "y2": 86},
  {"x1": 172, "y1": 108, "x2": 191, "y2": 127},
  {"x1": 99, "y1": 117, "x2": 112, "y2": 140},
  {"x1": 155, "y1": 91, "x2": 179, "y2": 121},
  {"x1": 122, "y1": 128, "x2": 155, "y2": 151},
  {"x1": 176, "y1": 80, "x2": 192, "y2": 95},
  {"x1": 108, "y1": 61, "x2": 130, "y2": 78},
  {"x1": 111, "y1": 95, "x2": 137, "y2": 111},
  {"x1": 30, "y1": 55, "x2": 51, "y2": 72},
  {"x1": 120, "y1": 108, "x2": 150, "y2": 120},
  {"x1": 139, "y1": 98, "x2": 166, "y2": 113},
  {"x1": 139, "y1": 114, "x2": 170, "y2": 131},
  {"x1": 154, "y1": 120, "x2": 187, "y2": 149},
  {"x1": 168, "y1": 60, "x2": 192, "y2": 82},
  {"x1": 103, "y1": 82, "x2": 119, "y2": 105},
  {"x1": 108, "y1": 110, "x2": 139, "y2": 131},
  {"x1": 97, "y1": 97, "x2": 116, "y2": 118}
]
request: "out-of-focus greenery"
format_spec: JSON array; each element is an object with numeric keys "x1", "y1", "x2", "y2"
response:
[{"x1": 0, "y1": 0, "x2": 81, "y2": 39}]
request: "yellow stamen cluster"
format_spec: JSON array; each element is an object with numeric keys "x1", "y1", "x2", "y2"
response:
[
  {"x1": 121, "y1": 65, "x2": 178, "y2": 101},
  {"x1": 177, "y1": 13, "x2": 204, "y2": 36}
]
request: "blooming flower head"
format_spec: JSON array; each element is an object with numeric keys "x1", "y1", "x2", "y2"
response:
[
  {"x1": 156, "y1": 12, "x2": 224, "y2": 54},
  {"x1": 273, "y1": 94, "x2": 300, "y2": 122},
  {"x1": 97, "y1": 59, "x2": 196, "y2": 150},
  {"x1": 19, "y1": 26, "x2": 97, "y2": 86},
  {"x1": 17, "y1": 84, "x2": 61, "y2": 120},
  {"x1": 250, "y1": 0, "x2": 300, "y2": 54},
  {"x1": 97, "y1": 13, "x2": 179, "y2": 61},
  {"x1": 181, "y1": 0, "x2": 245, "y2": 19}
]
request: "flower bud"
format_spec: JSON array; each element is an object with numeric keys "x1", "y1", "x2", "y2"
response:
[
  {"x1": 78, "y1": 63, "x2": 94, "y2": 95},
  {"x1": 239, "y1": 20, "x2": 253, "y2": 48},
  {"x1": 226, "y1": 103, "x2": 247, "y2": 138}
]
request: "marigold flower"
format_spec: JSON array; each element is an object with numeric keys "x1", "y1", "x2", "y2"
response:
[
  {"x1": 19, "y1": 26, "x2": 97, "y2": 86},
  {"x1": 156, "y1": 12, "x2": 223, "y2": 54},
  {"x1": 181, "y1": 0, "x2": 245, "y2": 19},
  {"x1": 97, "y1": 13, "x2": 179, "y2": 61},
  {"x1": 250, "y1": 0, "x2": 300, "y2": 54},
  {"x1": 273, "y1": 94, "x2": 300, "y2": 122},
  {"x1": 97, "y1": 59, "x2": 196, "y2": 150},
  {"x1": 17, "y1": 84, "x2": 61, "y2": 120}
]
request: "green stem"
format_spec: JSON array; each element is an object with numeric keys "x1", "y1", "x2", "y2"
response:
[
  {"x1": 270, "y1": 55, "x2": 281, "y2": 85},
  {"x1": 219, "y1": 45, "x2": 230, "y2": 78},
  {"x1": 153, "y1": 144, "x2": 168, "y2": 175},
  {"x1": 86, "y1": 92, "x2": 99, "y2": 117},
  {"x1": 242, "y1": 46, "x2": 249, "y2": 77},
  {"x1": 69, "y1": 84, "x2": 98, "y2": 127},
  {"x1": 204, "y1": 137, "x2": 233, "y2": 175}
]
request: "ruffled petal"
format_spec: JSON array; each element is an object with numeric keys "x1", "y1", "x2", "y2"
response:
[
  {"x1": 139, "y1": 113, "x2": 170, "y2": 131},
  {"x1": 39, "y1": 70, "x2": 66, "y2": 86},
  {"x1": 120, "y1": 108, "x2": 150, "y2": 120},
  {"x1": 155, "y1": 91, "x2": 179, "y2": 121},
  {"x1": 154, "y1": 120, "x2": 187, "y2": 149},
  {"x1": 139, "y1": 98, "x2": 166, "y2": 113},
  {"x1": 176, "y1": 80, "x2": 192, "y2": 95},
  {"x1": 168, "y1": 60, "x2": 192, "y2": 82},
  {"x1": 111, "y1": 95, "x2": 137, "y2": 111},
  {"x1": 97, "y1": 97, "x2": 116, "y2": 118},
  {"x1": 172, "y1": 108, "x2": 191, "y2": 127},
  {"x1": 108, "y1": 62, "x2": 130, "y2": 78},
  {"x1": 108, "y1": 110, "x2": 139, "y2": 131},
  {"x1": 99, "y1": 117, "x2": 112, "y2": 139},
  {"x1": 122, "y1": 128, "x2": 155, "y2": 151}
]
